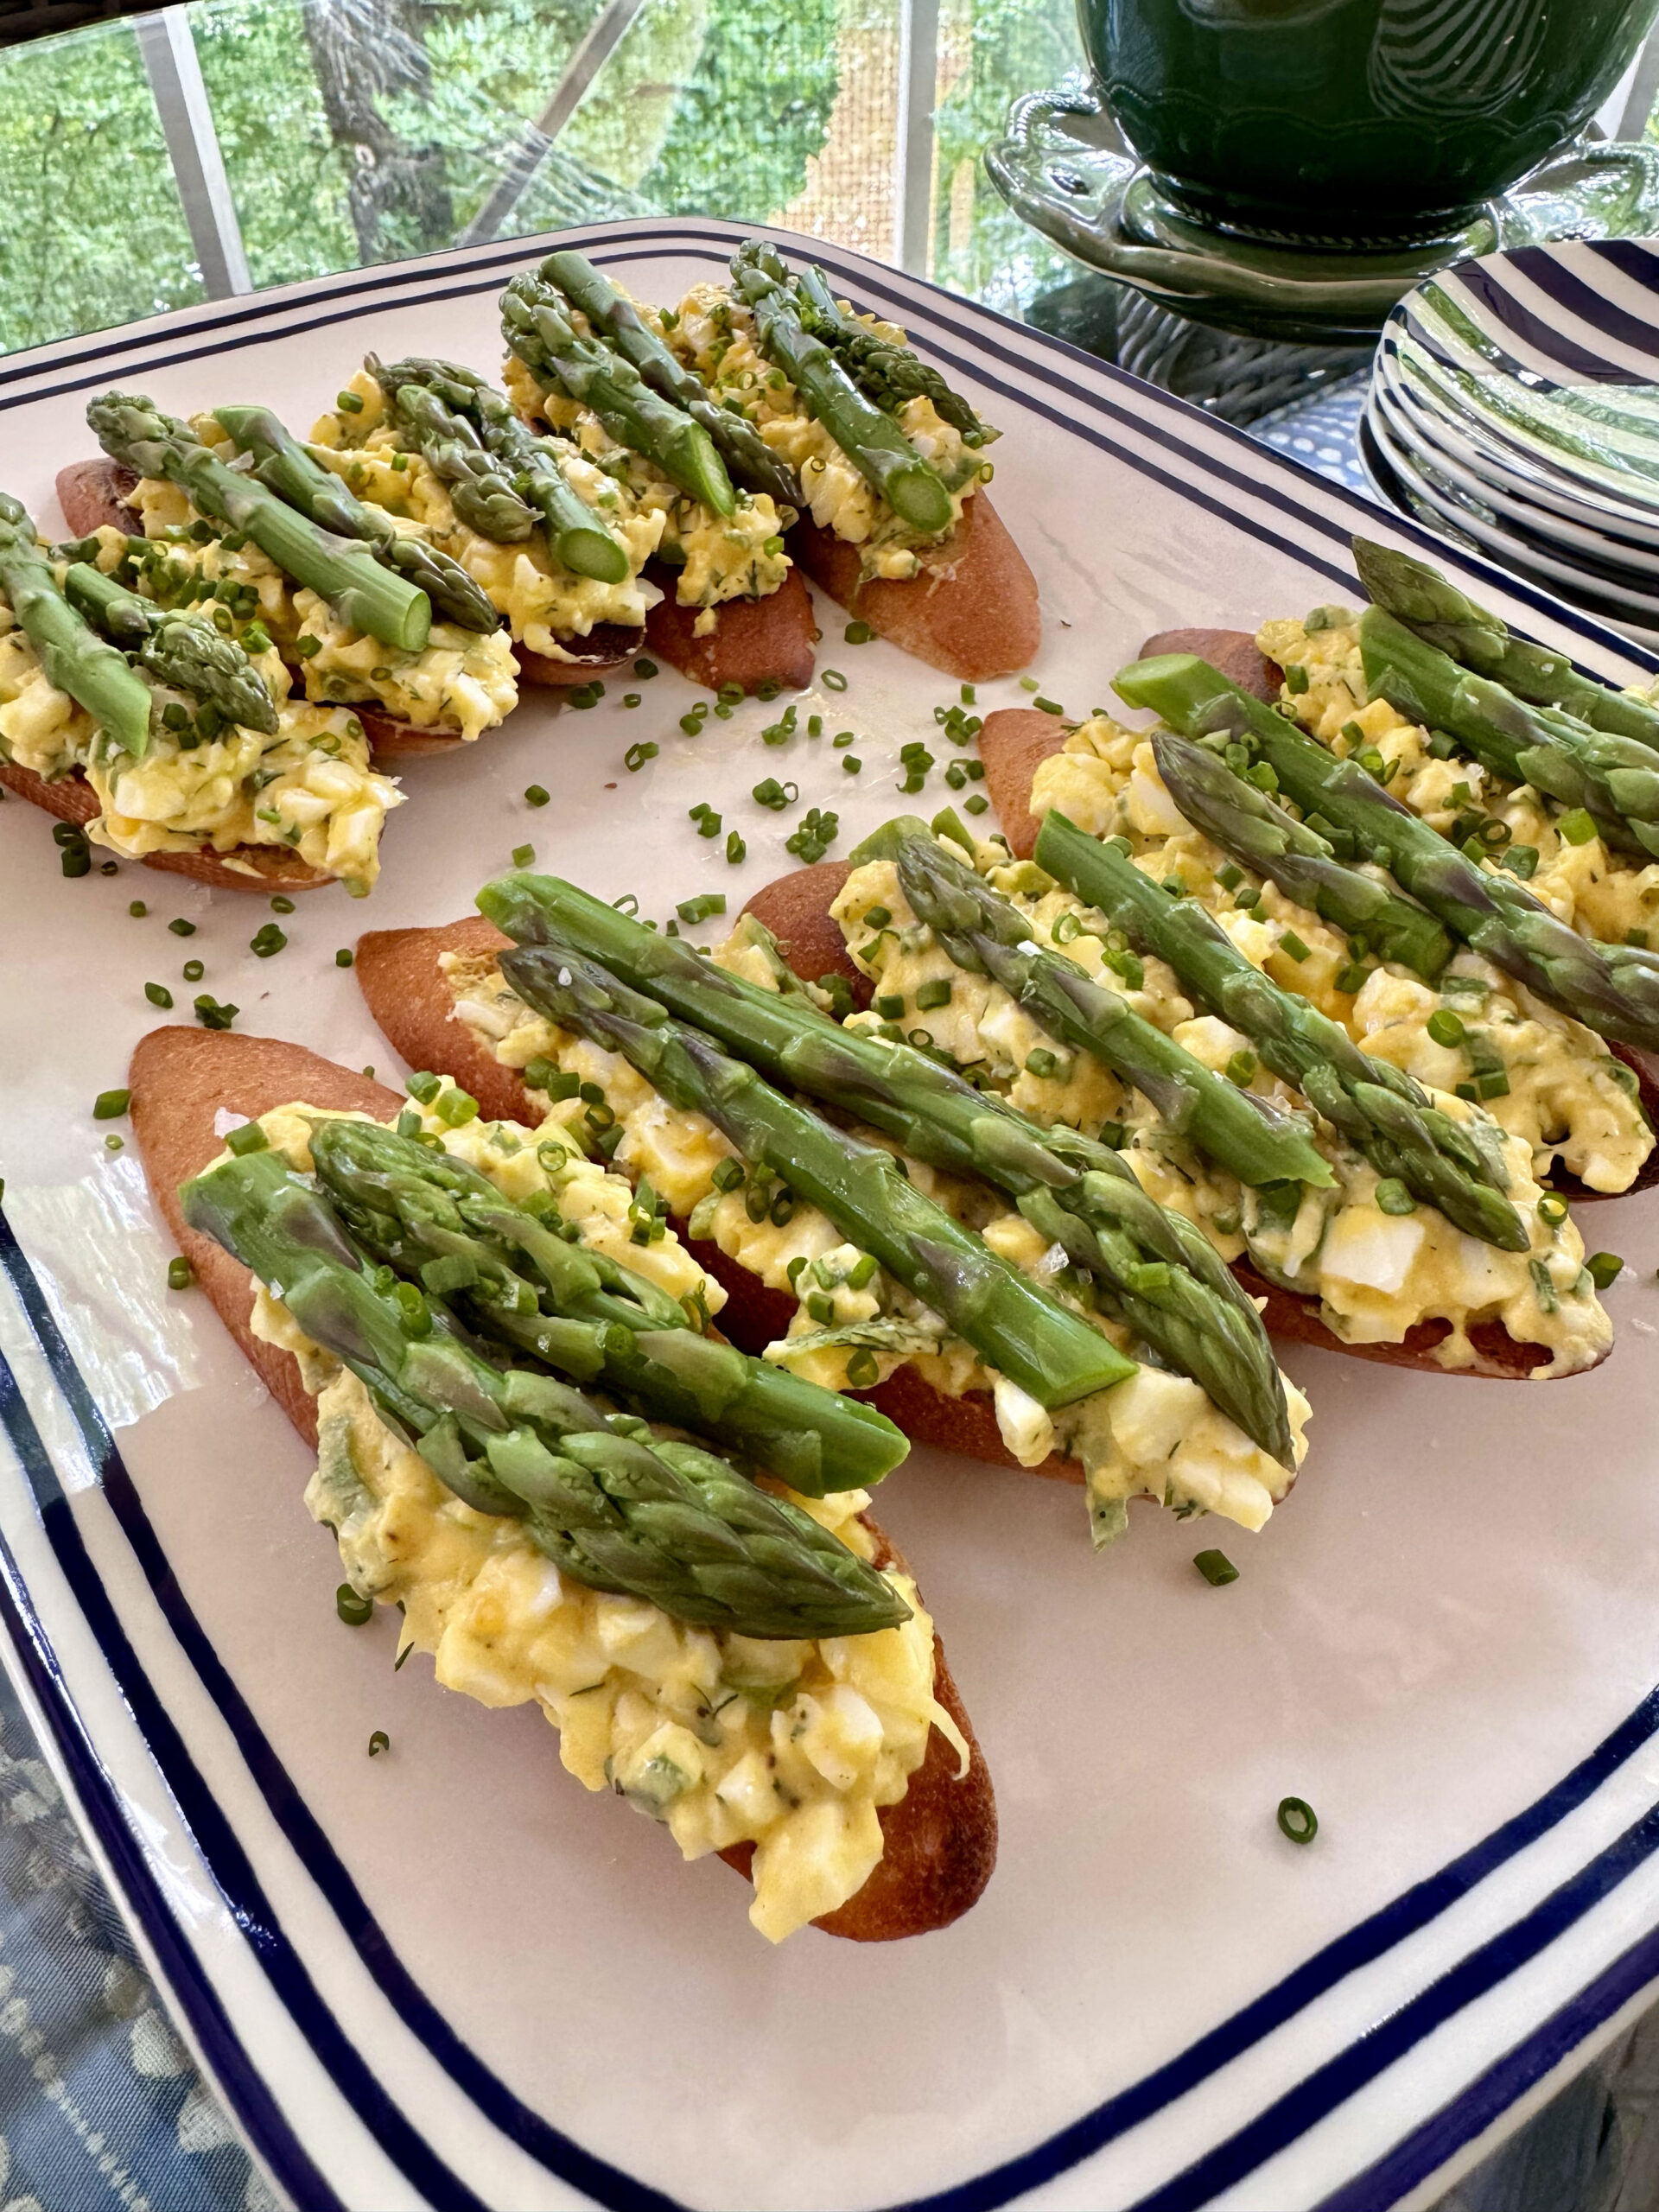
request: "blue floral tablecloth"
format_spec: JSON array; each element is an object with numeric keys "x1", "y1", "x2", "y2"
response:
[{"x1": 1, "y1": 374, "x2": 1652, "y2": 2212}]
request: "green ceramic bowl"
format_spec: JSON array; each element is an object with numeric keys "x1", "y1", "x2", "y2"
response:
[{"x1": 1082, "y1": 0, "x2": 1659, "y2": 247}]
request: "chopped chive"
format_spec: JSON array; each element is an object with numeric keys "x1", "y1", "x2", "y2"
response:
[
  {"x1": 144, "y1": 982, "x2": 173, "y2": 1008},
  {"x1": 336, "y1": 390, "x2": 365, "y2": 413},
  {"x1": 1025, "y1": 1048, "x2": 1058, "y2": 1079},
  {"x1": 960, "y1": 683, "x2": 976, "y2": 705},
  {"x1": 712, "y1": 1158, "x2": 745, "y2": 1192},
  {"x1": 182, "y1": 958, "x2": 205, "y2": 982},
  {"x1": 1336, "y1": 962, "x2": 1370, "y2": 995},
  {"x1": 1277, "y1": 1796, "x2": 1318, "y2": 1845},
  {"x1": 270, "y1": 894, "x2": 296, "y2": 914},
  {"x1": 1558, "y1": 808, "x2": 1598, "y2": 846},
  {"x1": 752, "y1": 778, "x2": 795, "y2": 810},
  {"x1": 250, "y1": 923, "x2": 287, "y2": 958},
  {"x1": 1019, "y1": 676, "x2": 1039, "y2": 693},
  {"x1": 726, "y1": 830, "x2": 747, "y2": 864},
  {"x1": 1234, "y1": 887, "x2": 1260, "y2": 910},
  {"x1": 129, "y1": 900, "x2": 148, "y2": 918},
  {"x1": 624, "y1": 741, "x2": 659, "y2": 772},
  {"x1": 1586, "y1": 1251, "x2": 1624, "y2": 1291},
  {"x1": 633, "y1": 656, "x2": 658, "y2": 677},
  {"x1": 862, "y1": 905, "x2": 893, "y2": 930},
  {"x1": 677, "y1": 892, "x2": 728, "y2": 925},
  {"x1": 1503, "y1": 844, "x2": 1539, "y2": 879},
  {"x1": 915, "y1": 977, "x2": 952, "y2": 1012},
  {"x1": 874, "y1": 993, "x2": 906, "y2": 1020},
  {"x1": 524, "y1": 785, "x2": 550, "y2": 808},
  {"x1": 225, "y1": 1122, "x2": 268, "y2": 1156},
  {"x1": 844, "y1": 620, "x2": 874, "y2": 644},
  {"x1": 1279, "y1": 931, "x2": 1310, "y2": 962},
  {"x1": 622, "y1": 692, "x2": 641, "y2": 708},
  {"x1": 335, "y1": 949, "x2": 354, "y2": 969},
  {"x1": 92, "y1": 1089, "x2": 130, "y2": 1121},
  {"x1": 842, "y1": 755, "x2": 861, "y2": 774},
  {"x1": 194, "y1": 995, "x2": 238, "y2": 1030},
  {"x1": 1225, "y1": 1051, "x2": 1256, "y2": 1087},
  {"x1": 406, "y1": 1071, "x2": 441, "y2": 1104},
  {"x1": 1283, "y1": 664, "x2": 1309, "y2": 694},
  {"x1": 368, "y1": 1730, "x2": 390, "y2": 1756},
  {"x1": 435, "y1": 1086, "x2": 479, "y2": 1128},
  {"x1": 1216, "y1": 862, "x2": 1243, "y2": 890},
  {"x1": 1476, "y1": 1071, "x2": 1510, "y2": 1100},
  {"x1": 1538, "y1": 1192, "x2": 1569, "y2": 1226},
  {"x1": 1375, "y1": 1178, "x2": 1415, "y2": 1215},
  {"x1": 104, "y1": 1134, "x2": 124, "y2": 1153},
  {"x1": 336, "y1": 1583, "x2": 373, "y2": 1626},
  {"x1": 964, "y1": 794, "x2": 988, "y2": 814},
  {"x1": 1033, "y1": 696, "x2": 1064, "y2": 715},
  {"x1": 846, "y1": 1347, "x2": 880, "y2": 1388},
  {"x1": 168, "y1": 917, "x2": 197, "y2": 937},
  {"x1": 1426, "y1": 1007, "x2": 1465, "y2": 1049},
  {"x1": 821, "y1": 670, "x2": 847, "y2": 692},
  {"x1": 690, "y1": 802, "x2": 722, "y2": 837},
  {"x1": 166, "y1": 1257, "x2": 194, "y2": 1291},
  {"x1": 512, "y1": 843, "x2": 535, "y2": 868},
  {"x1": 1193, "y1": 1549, "x2": 1238, "y2": 1586}
]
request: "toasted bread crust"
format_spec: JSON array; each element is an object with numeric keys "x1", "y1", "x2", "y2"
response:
[
  {"x1": 128, "y1": 1029, "x2": 402, "y2": 1446},
  {"x1": 0, "y1": 759, "x2": 330, "y2": 892},
  {"x1": 645, "y1": 562, "x2": 817, "y2": 694},
  {"x1": 791, "y1": 494, "x2": 1039, "y2": 681},
  {"x1": 740, "y1": 860, "x2": 869, "y2": 1006},
  {"x1": 57, "y1": 458, "x2": 140, "y2": 539},
  {"x1": 128, "y1": 1023, "x2": 993, "y2": 1939},
  {"x1": 979, "y1": 708, "x2": 1068, "y2": 860}
]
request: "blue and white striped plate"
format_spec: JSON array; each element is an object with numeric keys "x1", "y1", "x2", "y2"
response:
[
  {"x1": 1368, "y1": 239, "x2": 1659, "y2": 634},
  {"x1": 4, "y1": 219, "x2": 1659, "y2": 2212}
]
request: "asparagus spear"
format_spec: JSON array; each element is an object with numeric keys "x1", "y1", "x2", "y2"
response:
[
  {"x1": 1116, "y1": 652, "x2": 1659, "y2": 1054},
  {"x1": 212, "y1": 402, "x2": 500, "y2": 633},
  {"x1": 729, "y1": 242, "x2": 955, "y2": 536},
  {"x1": 501, "y1": 274, "x2": 737, "y2": 517},
  {"x1": 1034, "y1": 810, "x2": 1529, "y2": 1251},
  {"x1": 479, "y1": 874, "x2": 1293, "y2": 1464},
  {"x1": 537, "y1": 253, "x2": 804, "y2": 510},
  {"x1": 181, "y1": 1144, "x2": 906, "y2": 1637},
  {"x1": 1353, "y1": 536, "x2": 1659, "y2": 752},
  {"x1": 87, "y1": 393, "x2": 431, "y2": 653},
  {"x1": 366, "y1": 357, "x2": 632, "y2": 585},
  {"x1": 493, "y1": 935, "x2": 1136, "y2": 1414},
  {"x1": 0, "y1": 493, "x2": 151, "y2": 756},
  {"x1": 60, "y1": 559, "x2": 278, "y2": 734},
  {"x1": 307, "y1": 1116, "x2": 906, "y2": 1496},
  {"x1": 1150, "y1": 728, "x2": 1452, "y2": 977},
  {"x1": 882, "y1": 822, "x2": 1332, "y2": 1185},
  {"x1": 1359, "y1": 606, "x2": 1659, "y2": 861},
  {"x1": 793, "y1": 263, "x2": 992, "y2": 447}
]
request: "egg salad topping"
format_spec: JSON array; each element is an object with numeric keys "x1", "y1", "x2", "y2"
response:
[
  {"x1": 130, "y1": 411, "x2": 518, "y2": 741},
  {"x1": 1258, "y1": 611, "x2": 1659, "y2": 955},
  {"x1": 0, "y1": 580, "x2": 400, "y2": 889},
  {"x1": 239, "y1": 1095, "x2": 955, "y2": 1942},
  {"x1": 1034, "y1": 714, "x2": 1652, "y2": 1195},
  {"x1": 1012, "y1": 745, "x2": 1618, "y2": 1370},
  {"x1": 666, "y1": 280, "x2": 990, "y2": 581},
  {"x1": 441, "y1": 945, "x2": 1310, "y2": 1535},
  {"x1": 501, "y1": 340, "x2": 791, "y2": 628},
  {"x1": 309, "y1": 369, "x2": 664, "y2": 656}
]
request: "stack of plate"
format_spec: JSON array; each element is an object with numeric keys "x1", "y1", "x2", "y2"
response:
[{"x1": 1363, "y1": 238, "x2": 1659, "y2": 649}]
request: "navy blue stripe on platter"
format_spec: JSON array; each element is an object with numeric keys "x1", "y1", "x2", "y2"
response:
[
  {"x1": 1452, "y1": 256, "x2": 1659, "y2": 386},
  {"x1": 0, "y1": 1214, "x2": 689, "y2": 2212},
  {"x1": 1590, "y1": 239, "x2": 1659, "y2": 302},
  {"x1": 8, "y1": 1209, "x2": 1659, "y2": 2212},
  {"x1": 2, "y1": 226, "x2": 1658, "y2": 2209},
  {"x1": 1313, "y1": 1921, "x2": 1659, "y2": 2212},
  {"x1": 0, "y1": 1340, "x2": 350, "y2": 2212}
]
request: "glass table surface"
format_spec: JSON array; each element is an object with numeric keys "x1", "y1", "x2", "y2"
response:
[{"x1": 0, "y1": 2, "x2": 1649, "y2": 2205}]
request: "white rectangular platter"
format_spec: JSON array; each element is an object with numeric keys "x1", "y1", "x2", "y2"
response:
[{"x1": 2, "y1": 219, "x2": 1658, "y2": 2212}]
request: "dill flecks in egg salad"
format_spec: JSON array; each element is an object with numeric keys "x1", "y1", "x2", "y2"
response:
[
  {"x1": 0, "y1": 496, "x2": 398, "y2": 890},
  {"x1": 435, "y1": 899, "x2": 1311, "y2": 1549},
  {"x1": 187, "y1": 1090, "x2": 959, "y2": 1944}
]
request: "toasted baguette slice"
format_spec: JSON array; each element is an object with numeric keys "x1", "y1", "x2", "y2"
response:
[
  {"x1": 791, "y1": 494, "x2": 1039, "y2": 682},
  {"x1": 127, "y1": 1023, "x2": 995, "y2": 1942},
  {"x1": 644, "y1": 560, "x2": 817, "y2": 694},
  {"x1": 355, "y1": 916, "x2": 1085, "y2": 1480},
  {"x1": 0, "y1": 757, "x2": 330, "y2": 893}
]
